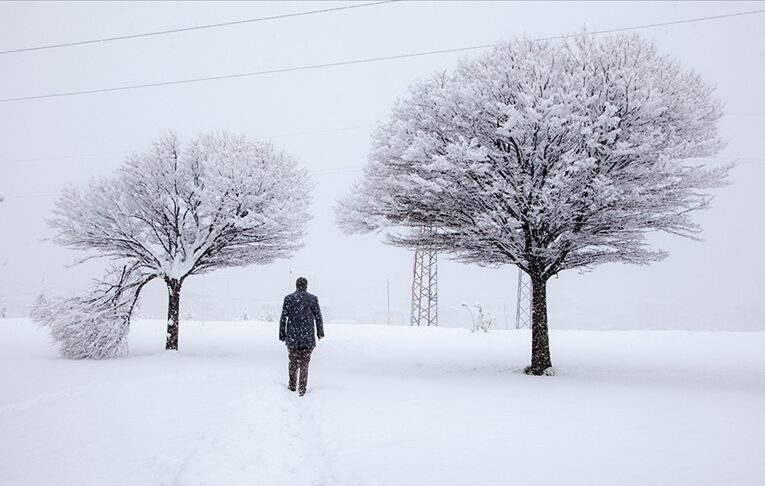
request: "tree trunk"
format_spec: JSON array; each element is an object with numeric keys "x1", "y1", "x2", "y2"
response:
[
  {"x1": 165, "y1": 278, "x2": 182, "y2": 351},
  {"x1": 525, "y1": 274, "x2": 553, "y2": 375}
]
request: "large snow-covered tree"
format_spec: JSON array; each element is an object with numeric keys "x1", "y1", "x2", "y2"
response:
[
  {"x1": 337, "y1": 34, "x2": 728, "y2": 375},
  {"x1": 47, "y1": 132, "x2": 312, "y2": 352}
]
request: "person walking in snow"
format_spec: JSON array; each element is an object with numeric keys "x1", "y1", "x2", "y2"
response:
[{"x1": 279, "y1": 277, "x2": 324, "y2": 396}]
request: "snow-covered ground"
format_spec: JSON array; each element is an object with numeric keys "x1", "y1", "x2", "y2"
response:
[{"x1": 0, "y1": 319, "x2": 763, "y2": 486}]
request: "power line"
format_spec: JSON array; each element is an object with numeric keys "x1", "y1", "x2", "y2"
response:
[
  {"x1": 0, "y1": 1, "x2": 397, "y2": 56},
  {"x1": 1, "y1": 8, "x2": 763, "y2": 104},
  {"x1": 536, "y1": 8, "x2": 765, "y2": 41},
  {"x1": 0, "y1": 46, "x2": 493, "y2": 104}
]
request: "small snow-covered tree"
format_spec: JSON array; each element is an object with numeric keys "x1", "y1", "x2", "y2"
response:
[
  {"x1": 0, "y1": 298, "x2": 7, "y2": 318},
  {"x1": 29, "y1": 278, "x2": 48, "y2": 320},
  {"x1": 473, "y1": 305, "x2": 494, "y2": 333},
  {"x1": 338, "y1": 34, "x2": 728, "y2": 374},
  {"x1": 34, "y1": 264, "x2": 152, "y2": 359},
  {"x1": 48, "y1": 132, "x2": 311, "y2": 352},
  {"x1": 259, "y1": 306, "x2": 278, "y2": 323}
]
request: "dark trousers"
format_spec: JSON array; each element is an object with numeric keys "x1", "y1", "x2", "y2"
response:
[{"x1": 288, "y1": 347, "x2": 313, "y2": 394}]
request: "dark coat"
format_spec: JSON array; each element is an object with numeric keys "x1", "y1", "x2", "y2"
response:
[{"x1": 279, "y1": 289, "x2": 324, "y2": 348}]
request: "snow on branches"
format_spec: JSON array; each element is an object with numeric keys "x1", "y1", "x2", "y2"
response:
[
  {"x1": 34, "y1": 264, "x2": 153, "y2": 359},
  {"x1": 337, "y1": 34, "x2": 729, "y2": 374},
  {"x1": 43, "y1": 131, "x2": 312, "y2": 355},
  {"x1": 339, "y1": 34, "x2": 727, "y2": 275},
  {"x1": 51, "y1": 132, "x2": 311, "y2": 280}
]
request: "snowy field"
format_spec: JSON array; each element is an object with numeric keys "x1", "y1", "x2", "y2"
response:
[{"x1": 1, "y1": 319, "x2": 763, "y2": 486}]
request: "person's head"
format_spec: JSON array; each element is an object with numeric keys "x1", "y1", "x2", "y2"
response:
[{"x1": 296, "y1": 277, "x2": 308, "y2": 290}]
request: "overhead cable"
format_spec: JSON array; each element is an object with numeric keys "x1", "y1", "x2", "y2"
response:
[
  {"x1": 1, "y1": 8, "x2": 763, "y2": 104},
  {"x1": 0, "y1": 1, "x2": 397, "y2": 56}
]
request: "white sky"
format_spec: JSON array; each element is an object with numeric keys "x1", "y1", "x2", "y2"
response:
[{"x1": 0, "y1": 1, "x2": 763, "y2": 330}]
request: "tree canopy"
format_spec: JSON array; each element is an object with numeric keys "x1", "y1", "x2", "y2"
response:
[{"x1": 337, "y1": 34, "x2": 728, "y2": 374}]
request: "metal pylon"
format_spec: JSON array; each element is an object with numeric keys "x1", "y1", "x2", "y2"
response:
[
  {"x1": 515, "y1": 268, "x2": 532, "y2": 329},
  {"x1": 410, "y1": 248, "x2": 438, "y2": 327}
]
